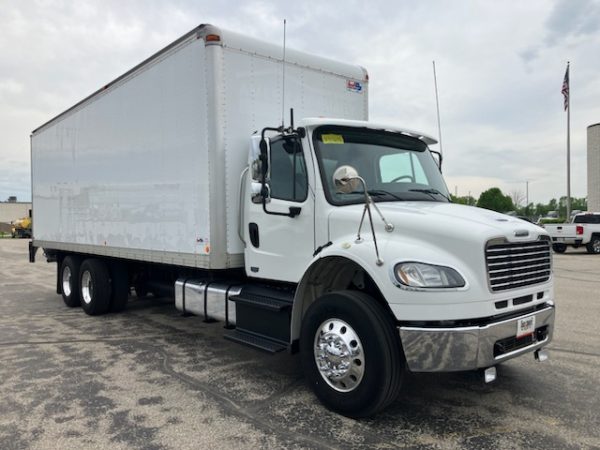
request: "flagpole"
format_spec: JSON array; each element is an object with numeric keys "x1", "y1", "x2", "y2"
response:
[{"x1": 566, "y1": 61, "x2": 571, "y2": 220}]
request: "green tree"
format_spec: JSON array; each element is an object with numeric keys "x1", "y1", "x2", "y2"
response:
[
  {"x1": 477, "y1": 187, "x2": 514, "y2": 213},
  {"x1": 534, "y1": 203, "x2": 549, "y2": 218},
  {"x1": 572, "y1": 197, "x2": 588, "y2": 211},
  {"x1": 451, "y1": 195, "x2": 477, "y2": 206}
]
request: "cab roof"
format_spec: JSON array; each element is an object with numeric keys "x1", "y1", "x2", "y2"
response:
[{"x1": 300, "y1": 118, "x2": 438, "y2": 146}]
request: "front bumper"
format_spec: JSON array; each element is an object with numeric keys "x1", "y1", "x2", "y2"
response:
[{"x1": 399, "y1": 304, "x2": 555, "y2": 372}]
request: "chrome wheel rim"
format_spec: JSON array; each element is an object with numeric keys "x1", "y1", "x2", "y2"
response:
[
  {"x1": 62, "y1": 266, "x2": 72, "y2": 297},
  {"x1": 594, "y1": 240, "x2": 600, "y2": 253},
  {"x1": 81, "y1": 270, "x2": 93, "y2": 305},
  {"x1": 314, "y1": 318, "x2": 365, "y2": 392}
]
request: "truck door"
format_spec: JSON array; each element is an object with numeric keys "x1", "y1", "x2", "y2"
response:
[{"x1": 244, "y1": 135, "x2": 315, "y2": 282}]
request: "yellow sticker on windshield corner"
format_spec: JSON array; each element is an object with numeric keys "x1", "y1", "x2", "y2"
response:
[{"x1": 322, "y1": 134, "x2": 344, "y2": 144}]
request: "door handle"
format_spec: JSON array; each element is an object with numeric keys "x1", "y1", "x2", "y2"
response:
[{"x1": 249, "y1": 223, "x2": 259, "y2": 248}]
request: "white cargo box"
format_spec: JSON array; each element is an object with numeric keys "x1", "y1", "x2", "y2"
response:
[{"x1": 31, "y1": 24, "x2": 368, "y2": 269}]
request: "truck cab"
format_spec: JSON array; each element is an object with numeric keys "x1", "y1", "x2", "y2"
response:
[{"x1": 241, "y1": 118, "x2": 554, "y2": 415}]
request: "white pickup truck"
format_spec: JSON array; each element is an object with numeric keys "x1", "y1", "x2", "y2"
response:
[{"x1": 545, "y1": 212, "x2": 600, "y2": 254}]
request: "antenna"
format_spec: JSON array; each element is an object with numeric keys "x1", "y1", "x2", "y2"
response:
[
  {"x1": 432, "y1": 60, "x2": 443, "y2": 156},
  {"x1": 281, "y1": 19, "x2": 287, "y2": 129}
]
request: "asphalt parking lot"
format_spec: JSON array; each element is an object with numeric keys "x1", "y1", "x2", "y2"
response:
[{"x1": 1, "y1": 239, "x2": 599, "y2": 449}]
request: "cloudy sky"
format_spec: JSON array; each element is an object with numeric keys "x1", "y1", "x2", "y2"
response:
[{"x1": 1, "y1": 0, "x2": 599, "y2": 205}]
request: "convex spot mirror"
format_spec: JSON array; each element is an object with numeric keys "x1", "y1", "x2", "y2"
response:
[{"x1": 333, "y1": 165, "x2": 361, "y2": 194}]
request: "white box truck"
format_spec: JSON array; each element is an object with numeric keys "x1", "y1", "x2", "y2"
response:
[{"x1": 30, "y1": 24, "x2": 555, "y2": 417}]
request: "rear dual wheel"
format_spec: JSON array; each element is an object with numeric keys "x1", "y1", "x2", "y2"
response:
[
  {"x1": 61, "y1": 256, "x2": 82, "y2": 307},
  {"x1": 79, "y1": 259, "x2": 112, "y2": 315},
  {"x1": 60, "y1": 256, "x2": 129, "y2": 314}
]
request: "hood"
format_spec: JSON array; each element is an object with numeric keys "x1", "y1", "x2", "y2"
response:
[{"x1": 328, "y1": 202, "x2": 546, "y2": 246}]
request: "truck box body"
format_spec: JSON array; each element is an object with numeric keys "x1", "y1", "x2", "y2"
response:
[{"x1": 31, "y1": 25, "x2": 368, "y2": 269}]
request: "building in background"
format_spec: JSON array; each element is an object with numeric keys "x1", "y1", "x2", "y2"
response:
[
  {"x1": 0, "y1": 199, "x2": 32, "y2": 224},
  {"x1": 589, "y1": 123, "x2": 600, "y2": 212}
]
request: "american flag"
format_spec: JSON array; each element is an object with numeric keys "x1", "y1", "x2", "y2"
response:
[{"x1": 562, "y1": 64, "x2": 569, "y2": 111}]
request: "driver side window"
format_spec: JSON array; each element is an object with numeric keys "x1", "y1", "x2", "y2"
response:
[
  {"x1": 379, "y1": 152, "x2": 427, "y2": 184},
  {"x1": 269, "y1": 138, "x2": 308, "y2": 202}
]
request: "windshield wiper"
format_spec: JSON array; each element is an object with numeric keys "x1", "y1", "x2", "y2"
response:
[
  {"x1": 409, "y1": 188, "x2": 451, "y2": 202},
  {"x1": 346, "y1": 189, "x2": 405, "y2": 201},
  {"x1": 367, "y1": 189, "x2": 405, "y2": 201}
]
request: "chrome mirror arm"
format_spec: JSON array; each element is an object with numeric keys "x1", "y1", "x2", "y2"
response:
[{"x1": 349, "y1": 176, "x2": 384, "y2": 267}]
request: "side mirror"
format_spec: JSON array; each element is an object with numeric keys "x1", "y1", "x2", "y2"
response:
[
  {"x1": 250, "y1": 136, "x2": 270, "y2": 182},
  {"x1": 249, "y1": 136, "x2": 271, "y2": 203},
  {"x1": 332, "y1": 165, "x2": 361, "y2": 194},
  {"x1": 259, "y1": 137, "x2": 270, "y2": 181}
]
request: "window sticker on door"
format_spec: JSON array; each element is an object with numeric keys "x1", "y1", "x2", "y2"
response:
[{"x1": 322, "y1": 134, "x2": 345, "y2": 144}]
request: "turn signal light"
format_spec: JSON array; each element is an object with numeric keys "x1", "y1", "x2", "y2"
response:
[{"x1": 576, "y1": 225, "x2": 584, "y2": 235}]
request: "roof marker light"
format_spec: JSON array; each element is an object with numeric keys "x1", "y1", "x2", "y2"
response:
[{"x1": 205, "y1": 34, "x2": 221, "y2": 42}]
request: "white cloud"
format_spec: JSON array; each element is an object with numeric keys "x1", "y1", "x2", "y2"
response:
[{"x1": 0, "y1": 0, "x2": 598, "y2": 203}]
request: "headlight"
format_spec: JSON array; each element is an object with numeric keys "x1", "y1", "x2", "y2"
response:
[{"x1": 393, "y1": 262, "x2": 465, "y2": 288}]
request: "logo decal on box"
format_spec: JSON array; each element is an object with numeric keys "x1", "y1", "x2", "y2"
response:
[{"x1": 346, "y1": 80, "x2": 363, "y2": 93}]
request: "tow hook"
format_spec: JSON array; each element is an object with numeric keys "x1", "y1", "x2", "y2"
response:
[
  {"x1": 535, "y1": 348, "x2": 549, "y2": 362},
  {"x1": 484, "y1": 366, "x2": 497, "y2": 383}
]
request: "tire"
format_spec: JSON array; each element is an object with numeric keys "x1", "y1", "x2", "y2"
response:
[
  {"x1": 109, "y1": 261, "x2": 129, "y2": 312},
  {"x1": 132, "y1": 273, "x2": 150, "y2": 298},
  {"x1": 60, "y1": 255, "x2": 82, "y2": 307},
  {"x1": 134, "y1": 284, "x2": 149, "y2": 298},
  {"x1": 586, "y1": 236, "x2": 600, "y2": 254},
  {"x1": 79, "y1": 259, "x2": 111, "y2": 316},
  {"x1": 552, "y1": 243, "x2": 567, "y2": 253},
  {"x1": 300, "y1": 290, "x2": 405, "y2": 418}
]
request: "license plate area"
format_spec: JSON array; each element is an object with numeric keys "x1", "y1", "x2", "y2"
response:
[
  {"x1": 517, "y1": 316, "x2": 535, "y2": 338},
  {"x1": 493, "y1": 323, "x2": 548, "y2": 358}
]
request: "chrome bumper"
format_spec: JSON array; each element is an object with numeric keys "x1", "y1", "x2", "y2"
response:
[{"x1": 399, "y1": 304, "x2": 555, "y2": 372}]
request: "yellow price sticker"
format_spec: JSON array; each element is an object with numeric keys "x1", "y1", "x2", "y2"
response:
[{"x1": 322, "y1": 134, "x2": 344, "y2": 144}]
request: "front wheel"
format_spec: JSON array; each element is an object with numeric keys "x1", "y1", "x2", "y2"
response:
[
  {"x1": 300, "y1": 290, "x2": 405, "y2": 418},
  {"x1": 586, "y1": 236, "x2": 600, "y2": 254},
  {"x1": 552, "y1": 243, "x2": 567, "y2": 253}
]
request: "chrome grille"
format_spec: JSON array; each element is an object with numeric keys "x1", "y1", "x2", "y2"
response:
[{"x1": 486, "y1": 240, "x2": 552, "y2": 291}]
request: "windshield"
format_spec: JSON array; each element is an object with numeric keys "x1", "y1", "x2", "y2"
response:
[{"x1": 313, "y1": 126, "x2": 450, "y2": 205}]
